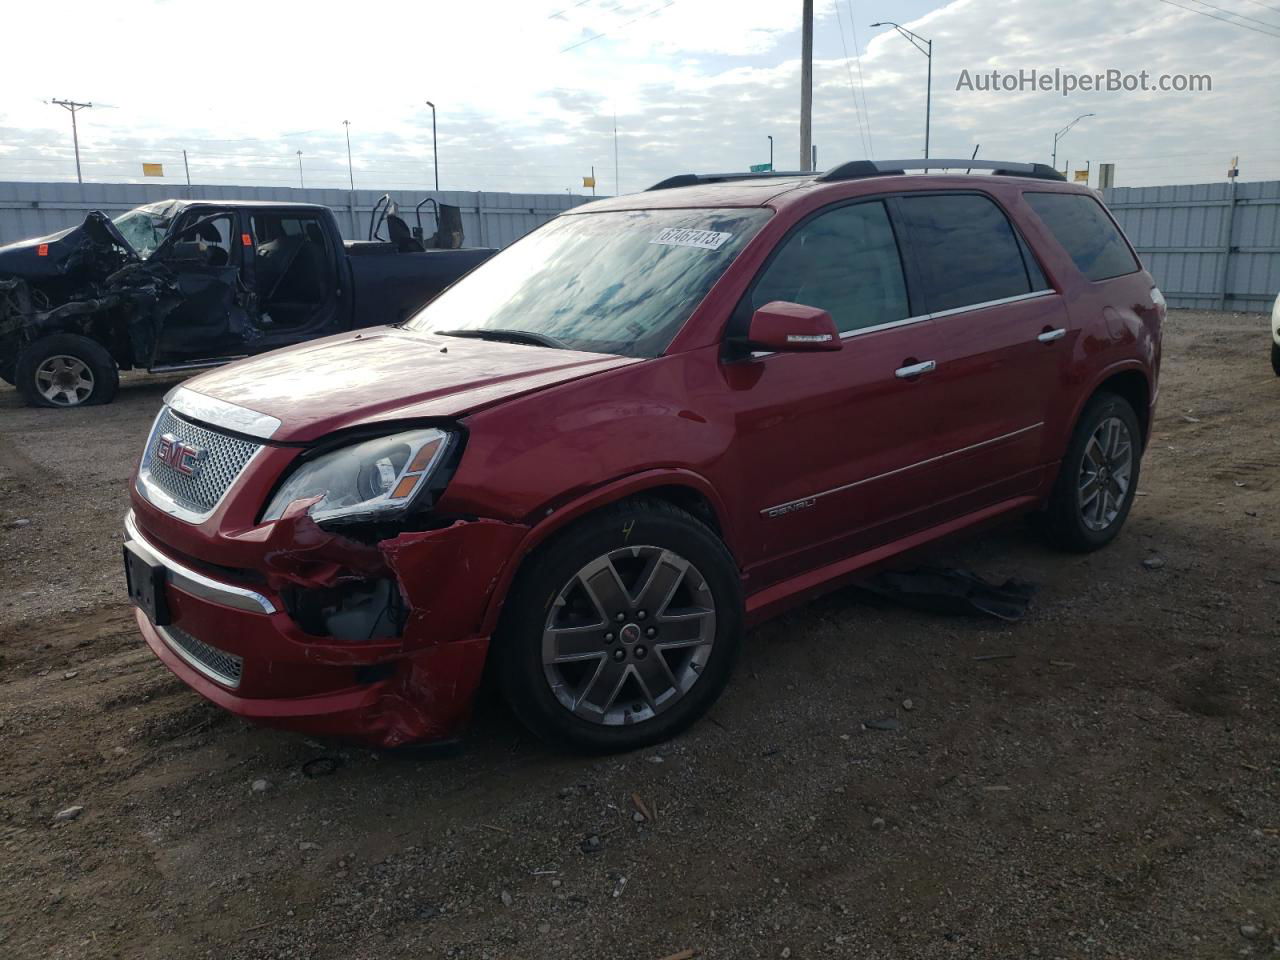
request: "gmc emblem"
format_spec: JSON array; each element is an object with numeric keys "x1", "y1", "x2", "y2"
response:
[{"x1": 155, "y1": 433, "x2": 205, "y2": 477}]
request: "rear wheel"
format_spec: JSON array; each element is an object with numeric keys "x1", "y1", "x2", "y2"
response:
[
  {"x1": 493, "y1": 499, "x2": 743, "y2": 753},
  {"x1": 15, "y1": 334, "x2": 119, "y2": 408},
  {"x1": 1042, "y1": 391, "x2": 1142, "y2": 552}
]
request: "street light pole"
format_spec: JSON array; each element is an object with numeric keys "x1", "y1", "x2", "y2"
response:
[
  {"x1": 342, "y1": 120, "x2": 354, "y2": 190},
  {"x1": 51, "y1": 99, "x2": 93, "y2": 184},
  {"x1": 870, "y1": 22, "x2": 932, "y2": 164},
  {"x1": 767, "y1": 134, "x2": 774, "y2": 170},
  {"x1": 424, "y1": 100, "x2": 439, "y2": 191},
  {"x1": 297, "y1": 150, "x2": 304, "y2": 189},
  {"x1": 1051, "y1": 113, "x2": 1095, "y2": 172}
]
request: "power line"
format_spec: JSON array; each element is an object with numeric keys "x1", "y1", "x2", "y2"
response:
[
  {"x1": 1157, "y1": 0, "x2": 1280, "y2": 36},
  {"x1": 560, "y1": 0, "x2": 675, "y2": 52},
  {"x1": 846, "y1": 1, "x2": 875, "y2": 158},
  {"x1": 833, "y1": 0, "x2": 870, "y2": 158},
  {"x1": 1236, "y1": 0, "x2": 1280, "y2": 14},
  {"x1": 546, "y1": 0, "x2": 596, "y2": 18},
  {"x1": 1185, "y1": 0, "x2": 1280, "y2": 29}
]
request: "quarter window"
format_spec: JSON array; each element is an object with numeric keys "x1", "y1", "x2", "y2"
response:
[
  {"x1": 898, "y1": 194, "x2": 1039, "y2": 313},
  {"x1": 1024, "y1": 192, "x2": 1139, "y2": 282},
  {"x1": 751, "y1": 201, "x2": 909, "y2": 334}
]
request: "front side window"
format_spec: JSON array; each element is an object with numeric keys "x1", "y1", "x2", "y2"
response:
[
  {"x1": 406, "y1": 207, "x2": 771, "y2": 358},
  {"x1": 1024, "y1": 192, "x2": 1139, "y2": 282},
  {"x1": 898, "y1": 193, "x2": 1038, "y2": 313},
  {"x1": 750, "y1": 200, "x2": 909, "y2": 334}
]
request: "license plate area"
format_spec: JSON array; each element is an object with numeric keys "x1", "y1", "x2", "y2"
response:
[{"x1": 124, "y1": 541, "x2": 172, "y2": 626}]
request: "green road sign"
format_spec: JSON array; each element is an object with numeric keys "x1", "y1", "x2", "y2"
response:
[{"x1": 749, "y1": 163, "x2": 773, "y2": 173}]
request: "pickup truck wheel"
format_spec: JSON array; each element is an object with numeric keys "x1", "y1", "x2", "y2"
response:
[
  {"x1": 1271, "y1": 342, "x2": 1280, "y2": 377},
  {"x1": 16, "y1": 334, "x2": 119, "y2": 408},
  {"x1": 1042, "y1": 391, "x2": 1142, "y2": 552},
  {"x1": 494, "y1": 499, "x2": 743, "y2": 753}
]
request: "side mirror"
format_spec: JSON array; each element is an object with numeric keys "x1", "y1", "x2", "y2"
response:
[{"x1": 747, "y1": 301, "x2": 842, "y2": 352}]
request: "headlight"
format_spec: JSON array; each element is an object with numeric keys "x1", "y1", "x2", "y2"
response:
[{"x1": 262, "y1": 428, "x2": 453, "y2": 524}]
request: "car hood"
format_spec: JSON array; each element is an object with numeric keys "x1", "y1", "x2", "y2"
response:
[
  {"x1": 0, "y1": 211, "x2": 138, "y2": 282},
  {"x1": 175, "y1": 326, "x2": 644, "y2": 443}
]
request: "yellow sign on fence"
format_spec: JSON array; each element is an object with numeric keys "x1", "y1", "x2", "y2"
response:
[
  {"x1": 582, "y1": 175, "x2": 596, "y2": 188},
  {"x1": 1073, "y1": 169, "x2": 1089, "y2": 183},
  {"x1": 142, "y1": 163, "x2": 164, "y2": 177}
]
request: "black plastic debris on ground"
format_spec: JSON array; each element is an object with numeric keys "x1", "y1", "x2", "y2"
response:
[{"x1": 860, "y1": 566, "x2": 1037, "y2": 621}]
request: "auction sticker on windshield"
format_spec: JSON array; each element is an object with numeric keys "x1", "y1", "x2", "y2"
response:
[{"x1": 650, "y1": 228, "x2": 733, "y2": 250}]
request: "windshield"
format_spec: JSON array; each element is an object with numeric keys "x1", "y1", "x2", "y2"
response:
[
  {"x1": 405, "y1": 207, "x2": 771, "y2": 357},
  {"x1": 112, "y1": 204, "x2": 178, "y2": 258}
]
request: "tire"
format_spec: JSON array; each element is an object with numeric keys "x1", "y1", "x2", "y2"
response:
[
  {"x1": 0, "y1": 363, "x2": 14, "y2": 386},
  {"x1": 493, "y1": 498, "x2": 743, "y2": 753},
  {"x1": 1042, "y1": 391, "x2": 1142, "y2": 552},
  {"x1": 1271, "y1": 342, "x2": 1280, "y2": 377},
  {"x1": 15, "y1": 333, "x2": 119, "y2": 408}
]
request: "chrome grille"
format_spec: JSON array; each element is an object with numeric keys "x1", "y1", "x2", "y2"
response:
[
  {"x1": 138, "y1": 406, "x2": 262, "y2": 521},
  {"x1": 161, "y1": 625, "x2": 244, "y2": 688}
]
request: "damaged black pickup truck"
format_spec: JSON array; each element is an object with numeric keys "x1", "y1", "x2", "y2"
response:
[{"x1": 0, "y1": 197, "x2": 495, "y2": 407}]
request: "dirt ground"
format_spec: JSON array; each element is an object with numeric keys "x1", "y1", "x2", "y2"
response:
[{"x1": 1, "y1": 309, "x2": 1277, "y2": 960}]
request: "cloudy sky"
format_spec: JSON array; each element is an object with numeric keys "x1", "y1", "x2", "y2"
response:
[{"x1": 0, "y1": 0, "x2": 1276, "y2": 195}]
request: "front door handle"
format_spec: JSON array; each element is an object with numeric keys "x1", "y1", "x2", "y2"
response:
[
  {"x1": 894, "y1": 360, "x2": 937, "y2": 379},
  {"x1": 1037, "y1": 327, "x2": 1067, "y2": 343}
]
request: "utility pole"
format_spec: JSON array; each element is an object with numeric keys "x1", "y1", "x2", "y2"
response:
[
  {"x1": 297, "y1": 151, "x2": 304, "y2": 189},
  {"x1": 182, "y1": 149, "x2": 191, "y2": 186},
  {"x1": 343, "y1": 120, "x2": 354, "y2": 190},
  {"x1": 767, "y1": 134, "x2": 774, "y2": 170},
  {"x1": 800, "y1": 0, "x2": 813, "y2": 172},
  {"x1": 591, "y1": 165, "x2": 596, "y2": 197},
  {"x1": 51, "y1": 99, "x2": 93, "y2": 184},
  {"x1": 613, "y1": 110, "x2": 620, "y2": 196},
  {"x1": 424, "y1": 101, "x2": 439, "y2": 191},
  {"x1": 812, "y1": 144, "x2": 818, "y2": 170}
]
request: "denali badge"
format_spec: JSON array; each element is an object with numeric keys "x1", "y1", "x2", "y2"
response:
[
  {"x1": 155, "y1": 433, "x2": 206, "y2": 477},
  {"x1": 763, "y1": 497, "x2": 817, "y2": 519}
]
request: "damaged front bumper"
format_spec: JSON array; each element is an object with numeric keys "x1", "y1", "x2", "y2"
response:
[{"x1": 123, "y1": 506, "x2": 527, "y2": 748}]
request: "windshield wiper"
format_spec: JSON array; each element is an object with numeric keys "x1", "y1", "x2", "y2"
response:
[{"x1": 436, "y1": 328, "x2": 567, "y2": 350}]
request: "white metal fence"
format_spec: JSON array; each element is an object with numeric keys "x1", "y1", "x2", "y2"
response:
[
  {"x1": 4, "y1": 178, "x2": 1277, "y2": 313},
  {"x1": 0, "y1": 181, "x2": 597, "y2": 250},
  {"x1": 1101, "y1": 180, "x2": 1280, "y2": 312}
]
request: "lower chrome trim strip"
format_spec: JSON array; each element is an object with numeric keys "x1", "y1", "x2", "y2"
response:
[
  {"x1": 157, "y1": 625, "x2": 244, "y2": 689},
  {"x1": 124, "y1": 510, "x2": 276, "y2": 615},
  {"x1": 760, "y1": 422, "x2": 1045, "y2": 518}
]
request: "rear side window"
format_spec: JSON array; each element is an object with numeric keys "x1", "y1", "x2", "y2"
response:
[
  {"x1": 751, "y1": 200, "x2": 909, "y2": 334},
  {"x1": 1023, "y1": 192, "x2": 1139, "y2": 282},
  {"x1": 898, "y1": 194, "x2": 1040, "y2": 313}
]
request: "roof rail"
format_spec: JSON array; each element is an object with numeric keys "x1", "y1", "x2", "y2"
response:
[
  {"x1": 819, "y1": 159, "x2": 1066, "y2": 182},
  {"x1": 647, "y1": 170, "x2": 807, "y2": 191}
]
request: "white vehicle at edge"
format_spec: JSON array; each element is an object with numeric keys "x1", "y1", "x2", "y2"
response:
[{"x1": 1272, "y1": 292, "x2": 1280, "y2": 377}]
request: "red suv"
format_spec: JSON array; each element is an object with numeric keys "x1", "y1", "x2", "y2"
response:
[{"x1": 124, "y1": 159, "x2": 1164, "y2": 753}]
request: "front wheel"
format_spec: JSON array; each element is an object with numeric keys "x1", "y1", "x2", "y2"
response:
[
  {"x1": 15, "y1": 333, "x2": 119, "y2": 408},
  {"x1": 1042, "y1": 392, "x2": 1142, "y2": 552},
  {"x1": 493, "y1": 499, "x2": 743, "y2": 753},
  {"x1": 1271, "y1": 342, "x2": 1279, "y2": 377}
]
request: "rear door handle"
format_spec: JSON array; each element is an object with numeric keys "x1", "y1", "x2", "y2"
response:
[
  {"x1": 894, "y1": 360, "x2": 937, "y2": 379},
  {"x1": 1037, "y1": 328, "x2": 1067, "y2": 343}
]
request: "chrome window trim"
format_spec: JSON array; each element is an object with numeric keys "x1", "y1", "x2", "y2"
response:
[
  {"x1": 925, "y1": 288, "x2": 1057, "y2": 322},
  {"x1": 166, "y1": 387, "x2": 282, "y2": 440},
  {"x1": 157, "y1": 625, "x2": 243, "y2": 689},
  {"x1": 124, "y1": 510, "x2": 276, "y2": 615},
  {"x1": 760, "y1": 422, "x2": 1045, "y2": 518}
]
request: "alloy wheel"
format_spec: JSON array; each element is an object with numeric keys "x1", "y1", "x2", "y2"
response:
[
  {"x1": 1078, "y1": 415, "x2": 1133, "y2": 531},
  {"x1": 542, "y1": 545, "x2": 717, "y2": 726},
  {"x1": 34, "y1": 355, "x2": 95, "y2": 406}
]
